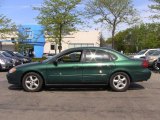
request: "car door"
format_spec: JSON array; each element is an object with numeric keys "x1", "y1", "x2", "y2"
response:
[
  {"x1": 46, "y1": 50, "x2": 83, "y2": 84},
  {"x1": 82, "y1": 49, "x2": 115, "y2": 84}
]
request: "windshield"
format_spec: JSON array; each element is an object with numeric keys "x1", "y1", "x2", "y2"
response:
[
  {"x1": 2, "y1": 52, "x2": 12, "y2": 58},
  {"x1": 0, "y1": 53, "x2": 5, "y2": 57},
  {"x1": 42, "y1": 50, "x2": 66, "y2": 63},
  {"x1": 137, "y1": 50, "x2": 147, "y2": 55},
  {"x1": 15, "y1": 53, "x2": 24, "y2": 57},
  {"x1": 43, "y1": 57, "x2": 54, "y2": 63},
  {"x1": 151, "y1": 51, "x2": 160, "y2": 56}
]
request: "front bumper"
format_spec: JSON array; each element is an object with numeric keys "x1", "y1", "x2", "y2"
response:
[
  {"x1": 6, "y1": 71, "x2": 22, "y2": 85},
  {"x1": 157, "y1": 63, "x2": 160, "y2": 70}
]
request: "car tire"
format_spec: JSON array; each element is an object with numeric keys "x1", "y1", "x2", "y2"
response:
[
  {"x1": 110, "y1": 72, "x2": 130, "y2": 92},
  {"x1": 0, "y1": 64, "x2": 2, "y2": 71},
  {"x1": 22, "y1": 72, "x2": 43, "y2": 92},
  {"x1": 153, "y1": 61, "x2": 159, "y2": 70}
]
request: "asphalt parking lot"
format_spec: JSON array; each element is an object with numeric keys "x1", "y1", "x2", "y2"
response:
[{"x1": 0, "y1": 71, "x2": 160, "y2": 120}]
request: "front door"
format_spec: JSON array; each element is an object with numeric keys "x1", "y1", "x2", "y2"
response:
[{"x1": 46, "y1": 51, "x2": 83, "y2": 84}]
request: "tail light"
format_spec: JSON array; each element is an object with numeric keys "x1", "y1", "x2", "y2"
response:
[{"x1": 142, "y1": 60, "x2": 149, "y2": 68}]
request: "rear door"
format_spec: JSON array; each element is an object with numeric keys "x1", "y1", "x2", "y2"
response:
[{"x1": 82, "y1": 49, "x2": 115, "y2": 84}]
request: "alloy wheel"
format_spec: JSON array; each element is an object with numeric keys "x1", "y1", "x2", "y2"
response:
[
  {"x1": 110, "y1": 72, "x2": 130, "y2": 92},
  {"x1": 25, "y1": 75, "x2": 40, "y2": 90},
  {"x1": 22, "y1": 72, "x2": 43, "y2": 92},
  {"x1": 113, "y1": 75, "x2": 127, "y2": 90}
]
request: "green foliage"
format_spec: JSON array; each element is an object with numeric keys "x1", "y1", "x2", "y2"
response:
[
  {"x1": 15, "y1": 43, "x2": 33, "y2": 53},
  {"x1": 34, "y1": 0, "x2": 81, "y2": 52},
  {"x1": 14, "y1": 25, "x2": 33, "y2": 53},
  {"x1": 107, "y1": 23, "x2": 160, "y2": 53},
  {"x1": 32, "y1": 57, "x2": 47, "y2": 62},
  {"x1": 0, "y1": 14, "x2": 16, "y2": 38},
  {"x1": 149, "y1": 0, "x2": 160, "y2": 19},
  {"x1": 85, "y1": 0, "x2": 139, "y2": 49},
  {"x1": 99, "y1": 33, "x2": 106, "y2": 47}
]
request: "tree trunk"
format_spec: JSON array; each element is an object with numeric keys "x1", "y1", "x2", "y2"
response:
[
  {"x1": 58, "y1": 24, "x2": 62, "y2": 53},
  {"x1": 112, "y1": 20, "x2": 116, "y2": 49},
  {"x1": 111, "y1": 26, "x2": 116, "y2": 49}
]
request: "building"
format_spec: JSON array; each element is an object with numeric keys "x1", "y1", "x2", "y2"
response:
[
  {"x1": 18, "y1": 25, "x2": 45, "y2": 58},
  {"x1": 0, "y1": 32, "x2": 17, "y2": 51},
  {"x1": 44, "y1": 30, "x2": 100, "y2": 54},
  {"x1": 0, "y1": 25, "x2": 100, "y2": 57}
]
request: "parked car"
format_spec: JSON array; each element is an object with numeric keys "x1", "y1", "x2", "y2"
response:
[
  {"x1": 0, "y1": 51, "x2": 22, "y2": 66},
  {"x1": 0, "y1": 54, "x2": 13, "y2": 71},
  {"x1": 146, "y1": 50, "x2": 160, "y2": 69},
  {"x1": 13, "y1": 52, "x2": 32, "y2": 63},
  {"x1": 153, "y1": 57, "x2": 160, "y2": 71},
  {"x1": 0, "y1": 52, "x2": 13, "y2": 64},
  {"x1": 43, "y1": 53, "x2": 56, "y2": 58},
  {"x1": 7, "y1": 47, "x2": 151, "y2": 92},
  {"x1": 133, "y1": 49, "x2": 158, "y2": 59}
]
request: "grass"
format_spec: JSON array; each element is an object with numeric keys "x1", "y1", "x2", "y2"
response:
[{"x1": 31, "y1": 57, "x2": 47, "y2": 62}]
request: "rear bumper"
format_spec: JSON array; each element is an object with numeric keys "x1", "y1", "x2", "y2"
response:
[{"x1": 132, "y1": 69, "x2": 151, "y2": 82}]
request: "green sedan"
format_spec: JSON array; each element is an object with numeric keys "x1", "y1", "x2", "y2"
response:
[{"x1": 7, "y1": 47, "x2": 151, "y2": 92}]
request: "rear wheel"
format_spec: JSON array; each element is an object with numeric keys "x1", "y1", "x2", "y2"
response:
[
  {"x1": 22, "y1": 72, "x2": 43, "y2": 92},
  {"x1": 110, "y1": 72, "x2": 130, "y2": 92}
]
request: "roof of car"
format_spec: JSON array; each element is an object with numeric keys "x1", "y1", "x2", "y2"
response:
[{"x1": 65, "y1": 47, "x2": 113, "y2": 51}]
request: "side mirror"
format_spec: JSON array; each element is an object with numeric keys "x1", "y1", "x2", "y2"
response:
[{"x1": 53, "y1": 59, "x2": 58, "y2": 66}]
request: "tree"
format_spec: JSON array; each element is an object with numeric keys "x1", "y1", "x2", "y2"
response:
[
  {"x1": 34, "y1": 0, "x2": 81, "y2": 52},
  {"x1": 85, "y1": 0, "x2": 139, "y2": 49},
  {"x1": 0, "y1": 14, "x2": 16, "y2": 39},
  {"x1": 107, "y1": 23, "x2": 160, "y2": 53},
  {"x1": 99, "y1": 33, "x2": 106, "y2": 47},
  {"x1": 149, "y1": 0, "x2": 160, "y2": 19},
  {"x1": 15, "y1": 26, "x2": 32, "y2": 53}
]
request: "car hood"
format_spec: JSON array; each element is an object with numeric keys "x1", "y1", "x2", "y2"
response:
[
  {"x1": 15, "y1": 62, "x2": 41, "y2": 69},
  {"x1": 133, "y1": 54, "x2": 143, "y2": 58}
]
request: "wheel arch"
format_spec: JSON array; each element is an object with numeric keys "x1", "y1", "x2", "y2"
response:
[
  {"x1": 21, "y1": 70, "x2": 46, "y2": 85},
  {"x1": 109, "y1": 70, "x2": 133, "y2": 83}
]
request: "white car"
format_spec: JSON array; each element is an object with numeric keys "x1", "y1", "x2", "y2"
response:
[
  {"x1": 156, "y1": 57, "x2": 160, "y2": 70},
  {"x1": 133, "y1": 49, "x2": 158, "y2": 59}
]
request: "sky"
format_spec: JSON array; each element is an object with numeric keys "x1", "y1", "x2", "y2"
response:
[{"x1": 0, "y1": 0, "x2": 158, "y2": 38}]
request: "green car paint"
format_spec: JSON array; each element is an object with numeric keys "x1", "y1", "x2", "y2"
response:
[{"x1": 7, "y1": 47, "x2": 151, "y2": 90}]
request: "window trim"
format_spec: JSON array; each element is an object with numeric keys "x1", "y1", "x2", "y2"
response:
[
  {"x1": 82, "y1": 49, "x2": 117, "y2": 63},
  {"x1": 56, "y1": 50, "x2": 83, "y2": 64}
]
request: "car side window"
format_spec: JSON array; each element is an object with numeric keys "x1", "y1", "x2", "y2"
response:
[
  {"x1": 147, "y1": 50, "x2": 157, "y2": 55},
  {"x1": 84, "y1": 49, "x2": 112, "y2": 63},
  {"x1": 58, "y1": 51, "x2": 82, "y2": 63}
]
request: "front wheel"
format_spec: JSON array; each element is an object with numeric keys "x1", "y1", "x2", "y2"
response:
[
  {"x1": 110, "y1": 72, "x2": 130, "y2": 92},
  {"x1": 22, "y1": 72, "x2": 43, "y2": 92},
  {"x1": 153, "y1": 61, "x2": 159, "y2": 70}
]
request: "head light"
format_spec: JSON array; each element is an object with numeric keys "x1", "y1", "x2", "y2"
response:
[
  {"x1": 9, "y1": 68, "x2": 16, "y2": 73},
  {"x1": 23, "y1": 58, "x2": 28, "y2": 62},
  {"x1": 0, "y1": 59, "x2": 5, "y2": 64},
  {"x1": 12, "y1": 59, "x2": 16, "y2": 62}
]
